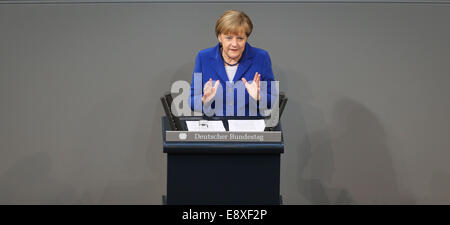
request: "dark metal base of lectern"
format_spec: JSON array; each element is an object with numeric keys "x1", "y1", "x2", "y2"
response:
[
  {"x1": 162, "y1": 195, "x2": 283, "y2": 205},
  {"x1": 167, "y1": 154, "x2": 280, "y2": 205}
]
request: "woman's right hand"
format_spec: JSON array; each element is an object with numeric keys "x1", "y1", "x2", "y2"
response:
[{"x1": 202, "y1": 78, "x2": 220, "y2": 104}]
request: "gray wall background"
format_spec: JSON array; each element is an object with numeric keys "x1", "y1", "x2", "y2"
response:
[{"x1": 1, "y1": 2, "x2": 449, "y2": 204}]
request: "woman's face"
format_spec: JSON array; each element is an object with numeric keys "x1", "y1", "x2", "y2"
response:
[{"x1": 218, "y1": 31, "x2": 247, "y2": 60}]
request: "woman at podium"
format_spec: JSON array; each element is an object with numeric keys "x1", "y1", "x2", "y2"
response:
[{"x1": 189, "y1": 10, "x2": 277, "y2": 117}]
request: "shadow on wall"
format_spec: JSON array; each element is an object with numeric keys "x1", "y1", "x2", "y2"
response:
[
  {"x1": 0, "y1": 152, "x2": 79, "y2": 204},
  {"x1": 429, "y1": 170, "x2": 450, "y2": 204},
  {"x1": 297, "y1": 98, "x2": 416, "y2": 204},
  {"x1": 276, "y1": 61, "x2": 416, "y2": 204},
  {"x1": 146, "y1": 62, "x2": 194, "y2": 204},
  {"x1": 297, "y1": 107, "x2": 354, "y2": 205},
  {"x1": 168, "y1": 62, "x2": 195, "y2": 85},
  {"x1": 272, "y1": 65, "x2": 353, "y2": 204},
  {"x1": 328, "y1": 98, "x2": 415, "y2": 204},
  {"x1": 146, "y1": 92, "x2": 169, "y2": 204},
  {"x1": 99, "y1": 87, "x2": 168, "y2": 204}
]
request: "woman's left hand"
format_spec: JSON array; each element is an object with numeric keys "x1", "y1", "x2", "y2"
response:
[{"x1": 242, "y1": 72, "x2": 261, "y2": 101}]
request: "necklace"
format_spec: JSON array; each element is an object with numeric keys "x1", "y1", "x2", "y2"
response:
[
  {"x1": 221, "y1": 47, "x2": 240, "y2": 66},
  {"x1": 224, "y1": 61, "x2": 239, "y2": 67}
]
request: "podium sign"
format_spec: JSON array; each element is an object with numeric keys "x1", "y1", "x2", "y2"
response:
[{"x1": 165, "y1": 131, "x2": 281, "y2": 142}]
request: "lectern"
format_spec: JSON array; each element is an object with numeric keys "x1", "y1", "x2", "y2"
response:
[{"x1": 162, "y1": 116, "x2": 284, "y2": 205}]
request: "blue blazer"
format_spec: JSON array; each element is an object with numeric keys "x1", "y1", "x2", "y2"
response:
[{"x1": 189, "y1": 42, "x2": 276, "y2": 117}]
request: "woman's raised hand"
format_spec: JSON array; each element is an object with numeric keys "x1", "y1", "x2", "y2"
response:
[
  {"x1": 202, "y1": 78, "x2": 220, "y2": 104},
  {"x1": 242, "y1": 72, "x2": 261, "y2": 101}
]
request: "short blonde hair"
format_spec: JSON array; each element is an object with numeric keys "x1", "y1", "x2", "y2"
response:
[{"x1": 215, "y1": 10, "x2": 253, "y2": 37}]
